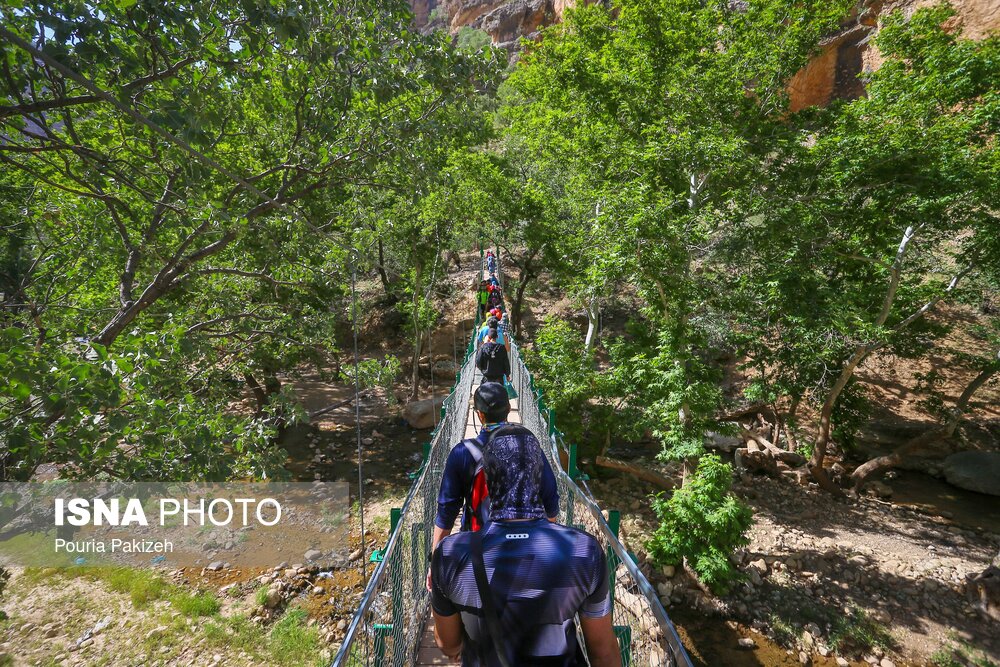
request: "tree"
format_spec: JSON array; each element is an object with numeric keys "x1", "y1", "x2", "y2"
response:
[
  {"x1": 0, "y1": 0, "x2": 496, "y2": 480},
  {"x1": 850, "y1": 322, "x2": 1000, "y2": 489},
  {"x1": 728, "y1": 4, "x2": 1000, "y2": 490},
  {"x1": 505, "y1": 0, "x2": 852, "y2": 468}
]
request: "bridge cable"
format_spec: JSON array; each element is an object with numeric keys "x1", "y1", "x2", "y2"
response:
[{"x1": 350, "y1": 249, "x2": 367, "y2": 580}]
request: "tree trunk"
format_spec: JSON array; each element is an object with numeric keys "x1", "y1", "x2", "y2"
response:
[
  {"x1": 244, "y1": 372, "x2": 268, "y2": 416},
  {"x1": 584, "y1": 297, "x2": 600, "y2": 349},
  {"x1": 377, "y1": 238, "x2": 392, "y2": 298},
  {"x1": 511, "y1": 275, "x2": 530, "y2": 335},
  {"x1": 596, "y1": 455, "x2": 678, "y2": 490},
  {"x1": 510, "y1": 249, "x2": 538, "y2": 335},
  {"x1": 94, "y1": 229, "x2": 238, "y2": 347},
  {"x1": 810, "y1": 263, "x2": 971, "y2": 493},
  {"x1": 784, "y1": 395, "x2": 801, "y2": 452},
  {"x1": 851, "y1": 351, "x2": 1000, "y2": 490}
]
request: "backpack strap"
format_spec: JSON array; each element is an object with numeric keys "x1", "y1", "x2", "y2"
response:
[
  {"x1": 470, "y1": 530, "x2": 513, "y2": 667},
  {"x1": 462, "y1": 438, "x2": 483, "y2": 467},
  {"x1": 462, "y1": 439, "x2": 487, "y2": 532}
]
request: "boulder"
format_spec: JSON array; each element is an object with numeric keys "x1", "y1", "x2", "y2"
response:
[
  {"x1": 264, "y1": 588, "x2": 283, "y2": 609},
  {"x1": 942, "y1": 451, "x2": 1000, "y2": 496},
  {"x1": 472, "y1": 0, "x2": 548, "y2": 47},
  {"x1": 432, "y1": 360, "x2": 459, "y2": 381},
  {"x1": 401, "y1": 395, "x2": 447, "y2": 429},
  {"x1": 706, "y1": 431, "x2": 742, "y2": 452},
  {"x1": 968, "y1": 563, "x2": 1000, "y2": 622}
]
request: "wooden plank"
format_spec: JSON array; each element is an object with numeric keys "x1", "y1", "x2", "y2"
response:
[{"x1": 416, "y1": 611, "x2": 451, "y2": 666}]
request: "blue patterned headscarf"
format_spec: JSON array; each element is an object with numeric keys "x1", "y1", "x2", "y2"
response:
[{"x1": 482, "y1": 427, "x2": 547, "y2": 521}]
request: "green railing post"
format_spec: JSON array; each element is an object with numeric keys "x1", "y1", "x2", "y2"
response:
[
  {"x1": 608, "y1": 509, "x2": 621, "y2": 538},
  {"x1": 606, "y1": 508, "x2": 622, "y2": 612},
  {"x1": 568, "y1": 442, "x2": 580, "y2": 479},
  {"x1": 390, "y1": 507, "x2": 401, "y2": 535},
  {"x1": 373, "y1": 624, "x2": 392, "y2": 667},
  {"x1": 614, "y1": 626, "x2": 633, "y2": 667}
]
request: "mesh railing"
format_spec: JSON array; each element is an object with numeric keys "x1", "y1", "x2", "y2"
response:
[
  {"x1": 333, "y1": 346, "x2": 478, "y2": 667},
  {"x1": 332, "y1": 247, "x2": 691, "y2": 667}
]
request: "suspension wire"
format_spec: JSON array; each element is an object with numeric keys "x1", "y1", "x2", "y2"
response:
[
  {"x1": 425, "y1": 227, "x2": 445, "y2": 429},
  {"x1": 350, "y1": 250, "x2": 367, "y2": 580},
  {"x1": 469, "y1": 246, "x2": 486, "y2": 432}
]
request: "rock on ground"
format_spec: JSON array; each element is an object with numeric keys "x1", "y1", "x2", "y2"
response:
[
  {"x1": 942, "y1": 451, "x2": 1000, "y2": 496},
  {"x1": 401, "y1": 395, "x2": 447, "y2": 429}
]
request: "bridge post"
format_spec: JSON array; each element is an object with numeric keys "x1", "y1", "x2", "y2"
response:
[
  {"x1": 389, "y1": 507, "x2": 404, "y2": 667},
  {"x1": 373, "y1": 624, "x2": 392, "y2": 667},
  {"x1": 607, "y1": 509, "x2": 621, "y2": 613}
]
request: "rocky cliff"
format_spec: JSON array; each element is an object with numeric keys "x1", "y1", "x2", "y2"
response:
[
  {"x1": 410, "y1": 0, "x2": 586, "y2": 50},
  {"x1": 411, "y1": 0, "x2": 999, "y2": 107},
  {"x1": 788, "y1": 0, "x2": 1000, "y2": 110}
]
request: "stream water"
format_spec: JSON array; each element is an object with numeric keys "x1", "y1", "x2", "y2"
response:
[{"x1": 883, "y1": 469, "x2": 1000, "y2": 534}]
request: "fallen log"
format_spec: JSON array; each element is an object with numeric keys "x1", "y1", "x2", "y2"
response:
[
  {"x1": 595, "y1": 456, "x2": 678, "y2": 490},
  {"x1": 734, "y1": 447, "x2": 779, "y2": 476},
  {"x1": 309, "y1": 390, "x2": 371, "y2": 420}
]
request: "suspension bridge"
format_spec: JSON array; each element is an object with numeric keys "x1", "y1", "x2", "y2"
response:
[{"x1": 332, "y1": 249, "x2": 692, "y2": 667}]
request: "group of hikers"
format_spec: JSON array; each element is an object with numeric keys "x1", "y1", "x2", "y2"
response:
[{"x1": 427, "y1": 249, "x2": 622, "y2": 667}]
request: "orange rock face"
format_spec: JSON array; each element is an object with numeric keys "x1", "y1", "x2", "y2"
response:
[{"x1": 788, "y1": 0, "x2": 999, "y2": 111}]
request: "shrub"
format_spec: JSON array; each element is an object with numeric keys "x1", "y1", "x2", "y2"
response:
[
  {"x1": 524, "y1": 317, "x2": 596, "y2": 444},
  {"x1": 646, "y1": 454, "x2": 753, "y2": 594},
  {"x1": 169, "y1": 590, "x2": 221, "y2": 617}
]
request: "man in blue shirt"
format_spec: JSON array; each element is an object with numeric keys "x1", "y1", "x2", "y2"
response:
[
  {"x1": 430, "y1": 417, "x2": 621, "y2": 667},
  {"x1": 427, "y1": 383, "x2": 559, "y2": 588}
]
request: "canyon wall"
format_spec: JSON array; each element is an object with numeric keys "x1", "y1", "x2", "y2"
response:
[
  {"x1": 411, "y1": 0, "x2": 998, "y2": 108},
  {"x1": 788, "y1": 0, "x2": 1000, "y2": 110},
  {"x1": 410, "y1": 0, "x2": 585, "y2": 50}
]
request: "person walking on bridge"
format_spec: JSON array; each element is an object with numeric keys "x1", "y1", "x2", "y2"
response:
[
  {"x1": 476, "y1": 280, "x2": 489, "y2": 320},
  {"x1": 427, "y1": 383, "x2": 559, "y2": 590},
  {"x1": 476, "y1": 328, "x2": 510, "y2": 385},
  {"x1": 430, "y1": 424, "x2": 622, "y2": 667},
  {"x1": 477, "y1": 315, "x2": 509, "y2": 352}
]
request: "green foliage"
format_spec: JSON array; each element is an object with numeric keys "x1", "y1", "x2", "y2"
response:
[
  {"x1": 830, "y1": 380, "x2": 873, "y2": 451},
  {"x1": 457, "y1": 27, "x2": 492, "y2": 53},
  {"x1": 268, "y1": 608, "x2": 324, "y2": 666},
  {"x1": 602, "y1": 327, "x2": 725, "y2": 460},
  {"x1": 768, "y1": 614, "x2": 798, "y2": 647},
  {"x1": 646, "y1": 455, "x2": 752, "y2": 594},
  {"x1": 0, "y1": 0, "x2": 500, "y2": 480},
  {"x1": 104, "y1": 568, "x2": 171, "y2": 607},
  {"x1": 341, "y1": 356, "x2": 401, "y2": 399},
  {"x1": 524, "y1": 317, "x2": 597, "y2": 444},
  {"x1": 931, "y1": 636, "x2": 998, "y2": 667}
]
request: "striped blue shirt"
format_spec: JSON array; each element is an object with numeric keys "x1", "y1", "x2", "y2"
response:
[{"x1": 431, "y1": 519, "x2": 611, "y2": 667}]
